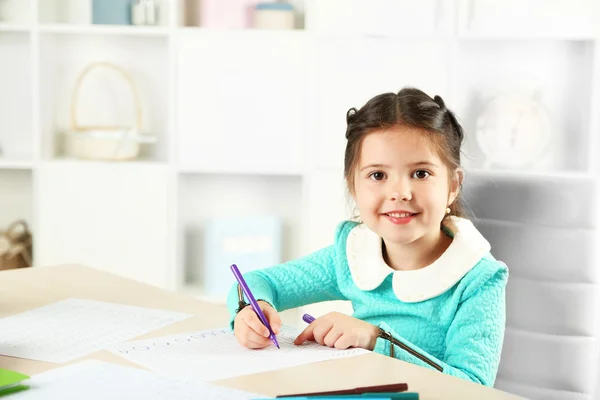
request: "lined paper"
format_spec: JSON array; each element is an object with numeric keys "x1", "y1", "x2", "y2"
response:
[
  {"x1": 108, "y1": 325, "x2": 368, "y2": 381},
  {"x1": 0, "y1": 298, "x2": 191, "y2": 363}
]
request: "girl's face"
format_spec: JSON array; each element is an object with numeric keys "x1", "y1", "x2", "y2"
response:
[{"x1": 352, "y1": 125, "x2": 461, "y2": 247}]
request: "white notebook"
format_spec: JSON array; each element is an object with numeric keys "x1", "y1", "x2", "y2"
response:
[
  {"x1": 108, "y1": 325, "x2": 369, "y2": 381},
  {"x1": 15, "y1": 360, "x2": 261, "y2": 399},
  {"x1": 0, "y1": 298, "x2": 191, "y2": 363}
]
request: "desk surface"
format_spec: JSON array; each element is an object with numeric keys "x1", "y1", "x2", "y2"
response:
[{"x1": 0, "y1": 265, "x2": 522, "y2": 400}]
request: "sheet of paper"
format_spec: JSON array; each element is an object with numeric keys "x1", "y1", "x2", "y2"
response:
[
  {"x1": 108, "y1": 325, "x2": 369, "y2": 381},
  {"x1": 14, "y1": 360, "x2": 262, "y2": 399},
  {"x1": 0, "y1": 298, "x2": 191, "y2": 363}
]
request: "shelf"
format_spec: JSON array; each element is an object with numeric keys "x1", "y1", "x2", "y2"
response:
[
  {"x1": 38, "y1": 23, "x2": 170, "y2": 36},
  {"x1": 177, "y1": 26, "x2": 305, "y2": 37},
  {"x1": 1, "y1": 22, "x2": 594, "y2": 41},
  {"x1": 37, "y1": 25, "x2": 305, "y2": 38},
  {"x1": 0, "y1": 23, "x2": 31, "y2": 32},
  {"x1": 0, "y1": 24, "x2": 309, "y2": 38},
  {"x1": 39, "y1": 33, "x2": 169, "y2": 162},
  {"x1": 457, "y1": 33, "x2": 596, "y2": 42},
  {"x1": 41, "y1": 158, "x2": 168, "y2": 169},
  {"x1": 178, "y1": 164, "x2": 305, "y2": 177},
  {"x1": 0, "y1": 157, "x2": 34, "y2": 170}
]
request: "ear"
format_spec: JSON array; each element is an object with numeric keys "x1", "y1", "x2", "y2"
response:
[{"x1": 447, "y1": 168, "x2": 464, "y2": 206}]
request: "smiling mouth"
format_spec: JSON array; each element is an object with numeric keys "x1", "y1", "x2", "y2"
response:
[{"x1": 384, "y1": 212, "x2": 417, "y2": 218}]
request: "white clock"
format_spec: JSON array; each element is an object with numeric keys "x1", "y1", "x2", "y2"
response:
[{"x1": 475, "y1": 93, "x2": 551, "y2": 169}]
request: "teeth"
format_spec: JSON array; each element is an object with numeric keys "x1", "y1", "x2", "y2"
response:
[{"x1": 388, "y1": 212, "x2": 412, "y2": 218}]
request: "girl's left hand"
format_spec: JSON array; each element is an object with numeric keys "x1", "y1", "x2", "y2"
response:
[{"x1": 294, "y1": 312, "x2": 379, "y2": 351}]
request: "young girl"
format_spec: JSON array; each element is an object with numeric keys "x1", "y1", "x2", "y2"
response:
[{"x1": 226, "y1": 87, "x2": 508, "y2": 387}]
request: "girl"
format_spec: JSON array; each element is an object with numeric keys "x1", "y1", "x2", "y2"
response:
[{"x1": 226, "y1": 87, "x2": 508, "y2": 387}]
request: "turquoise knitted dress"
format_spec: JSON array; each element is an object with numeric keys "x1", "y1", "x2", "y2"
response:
[{"x1": 226, "y1": 217, "x2": 508, "y2": 387}]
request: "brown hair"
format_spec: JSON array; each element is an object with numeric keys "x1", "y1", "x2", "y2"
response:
[{"x1": 344, "y1": 87, "x2": 466, "y2": 218}]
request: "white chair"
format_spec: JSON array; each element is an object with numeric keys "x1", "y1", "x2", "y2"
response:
[{"x1": 462, "y1": 172, "x2": 600, "y2": 400}]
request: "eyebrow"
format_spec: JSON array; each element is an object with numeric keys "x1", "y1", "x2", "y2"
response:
[
  {"x1": 409, "y1": 161, "x2": 438, "y2": 168},
  {"x1": 359, "y1": 161, "x2": 438, "y2": 172},
  {"x1": 360, "y1": 163, "x2": 390, "y2": 172}
]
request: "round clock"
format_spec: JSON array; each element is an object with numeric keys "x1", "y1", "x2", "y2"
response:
[{"x1": 475, "y1": 93, "x2": 551, "y2": 169}]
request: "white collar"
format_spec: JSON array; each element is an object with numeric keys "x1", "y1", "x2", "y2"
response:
[{"x1": 346, "y1": 216, "x2": 491, "y2": 303}]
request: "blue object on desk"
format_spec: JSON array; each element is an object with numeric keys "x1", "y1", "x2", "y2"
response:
[
  {"x1": 255, "y1": 2, "x2": 295, "y2": 11},
  {"x1": 203, "y1": 215, "x2": 282, "y2": 298},
  {"x1": 92, "y1": 0, "x2": 133, "y2": 25}
]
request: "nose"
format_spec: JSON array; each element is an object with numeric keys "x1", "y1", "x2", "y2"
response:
[{"x1": 389, "y1": 178, "x2": 412, "y2": 202}]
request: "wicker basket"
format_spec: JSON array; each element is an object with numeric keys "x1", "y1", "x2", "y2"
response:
[
  {"x1": 0, "y1": 220, "x2": 32, "y2": 270},
  {"x1": 65, "y1": 61, "x2": 156, "y2": 161}
]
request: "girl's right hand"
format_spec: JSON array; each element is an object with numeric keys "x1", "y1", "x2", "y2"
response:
[{"x1": 234, "y1": 300, "x2": 282, "y2": 349}]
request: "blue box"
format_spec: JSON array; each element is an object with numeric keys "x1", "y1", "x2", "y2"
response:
[
  {"x1": 202, "y1": 215, "x2": 283, "y2": 298},
  {"x1": 92, "y1": 0, "x2": 133, "y2": 25}
]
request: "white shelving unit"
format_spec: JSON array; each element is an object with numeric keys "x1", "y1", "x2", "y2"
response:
[
  {"x1": 0, "y1": 0, "x2": 594, "y2": 274},
  {"x1": 0, "y1": 0, "x2": 599, "y2": 362},
  {"x1": 1, "y1": 1, "x2": 599, "y2": 398}
]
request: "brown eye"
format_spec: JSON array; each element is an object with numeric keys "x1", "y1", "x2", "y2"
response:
[
  {"x1": 412, "y1": 170, "x2": 430, "y2": 179},
  {"x1": 369, "y1": 171, "x2": 386, "y2": 181}
]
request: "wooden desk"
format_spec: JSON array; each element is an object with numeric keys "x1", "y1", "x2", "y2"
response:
[{"x1": 0, "y1": 265, "x2": 522, "y2": 400}]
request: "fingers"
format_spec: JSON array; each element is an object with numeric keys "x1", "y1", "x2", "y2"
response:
[
  {"x1": 293, "y1": 313, "x2": 363, "y2": 350},
  {"x1": 242, "y1": 310, "x2": 271, "y2": 338},
  {"x1": 262, "y1": 305, "x2": 282, "y2": 334},
  {"x1": 234, "y1": 308, "x2": 273, "y2": 350},
  {"x1": 240, "y1": 329, "x2": 273, "y2": 349},
  {"x1": 294, "y1": 324, "x2": 315, "y2": 345},
  {"x1": 323, "y1": 329, "x2": 343, "y2": 348},
  {"x1": 333, "y1": 334, "x2": 355, "y2": 350},
  {"x1": 295, "y1": 319, "x2": 335, "y2": 346},
  {"x1": 311, "y1": 321, "x2": 335, "y2": 346},
  {"x1": 238, "y1": 333, "x2": 271, "y2": 349}
]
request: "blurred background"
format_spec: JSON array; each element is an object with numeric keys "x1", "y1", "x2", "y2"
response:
[{"x1": 0, "y1": 0, "x2": 599, "y2": 399}]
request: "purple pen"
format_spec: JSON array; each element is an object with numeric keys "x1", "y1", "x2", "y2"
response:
[
  {"x1": 230, "y1": 264, "x2": 280, "y2": 349},
  {"x1": 302, "y1": 313, "x2": 315, "y2": 324}
]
